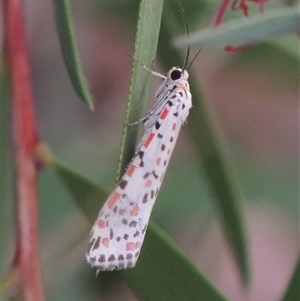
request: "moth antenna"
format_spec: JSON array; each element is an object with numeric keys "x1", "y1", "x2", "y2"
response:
[
  {"x1": 186, "y1": 47, "x2": 202, "y2": 70},
  {"x1": 178, "y1": 1, "x2": 202, "y2": 70},
  {"x1": 178, "y1": 0, "x2": 190, "y2": 71}
]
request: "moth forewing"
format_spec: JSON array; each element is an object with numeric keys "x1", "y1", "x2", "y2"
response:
[{"x1": 86, "y1": 68, "x2": 192, "y2": 271}]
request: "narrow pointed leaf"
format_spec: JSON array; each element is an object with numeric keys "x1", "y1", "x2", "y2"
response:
[
  {"x1": 116, "y1": 0, "x2": 164, "y2": 180},
  {"x1": 53, "y1": 0, "x2": 94, "y2": 110},
  {"x1": 123, "y1": 222, "x2": 228, "y2": 301},
  {"x1": 51, "y1": 161, "x2": 107, "y2": 220},
  {"x1": 174, "y1": 6, "x2": 300, "y2": 48},
  {"x1": 282, "y1": 258, "x2": 300, "y2": 301},
  {"x1": 35, "y1": 143, "x2": 107, "y2": 219}
]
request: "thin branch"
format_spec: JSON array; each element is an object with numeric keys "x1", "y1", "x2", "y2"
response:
[{"x1": 4, "y1": 0, "x2": 45, "y2": 300}]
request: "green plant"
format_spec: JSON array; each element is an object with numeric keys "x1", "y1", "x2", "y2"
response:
[{"x1": 2, "y1": 0, "x2": 299, "y2": 300}]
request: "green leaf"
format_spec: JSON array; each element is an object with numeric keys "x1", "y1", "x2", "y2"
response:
[
  {"x1": 53, "y1": 0, "x2": 94, "y2": 110},
  {"x1": 123, "y1": 222, "x2": 228, "y2": 301},
  {"x1": 0, "y1": 65, "x2": 13, "y2": 262},
  {"x1": 281, "y1": 258, "x2": 300, "y2": 301},
  {"x1": 174, "y1": 5, "x2": 300, "y2": 48},
  {"x1": 51, "y1": 160, "x2": 107, "y2": 220},
  {"x1": 157, "y1": 1, "x2": 249, "y2": 285},
  {"x1": 116, "y1": 0, "x2": 164, "y2": 180}
]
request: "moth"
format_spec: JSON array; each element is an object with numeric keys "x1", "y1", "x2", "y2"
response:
[{"x1": 86, "y1": 6, "x2": 200, "y2": 272}]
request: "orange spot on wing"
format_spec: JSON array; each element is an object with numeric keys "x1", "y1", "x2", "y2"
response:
[
  {"x1": 127, "y1": 165, "x2": 136, "y2": 177},
  {"x1": 97, "y1": 219, "x2": 106, "y2": 229},
  {"x1": 145, "y1": 179, "x2": 152, "y2": 187},
  {"x1": 107, "y1": 192, "x2": 120, "y2": 209},
  {"x1": 156, "y1": 157, "x2": 161, "y2": 165},
  {"x1": 172, "y1": 123, "x2": 176, "y2": 131},
  {"x1": 161, "y1": 108, "x2": 169, "y2": 120},
  {"x1": 130, "y1": 204, "x2": 139, "y2": 216},
  {"x1": 144, "y1": 132, "x2": 155, "y2": 148},
  {"x1": 102, "y1": 237, "x2": 109, "y2": 248},
  {"x1": 126, "y1": 242, "x2": 135, "y2": 251}
]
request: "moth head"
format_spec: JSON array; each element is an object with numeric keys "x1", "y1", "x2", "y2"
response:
[{"x1": 168, "y1": 67, "x2": 189, "y2": 82}]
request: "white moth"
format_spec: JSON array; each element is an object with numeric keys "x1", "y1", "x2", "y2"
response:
[{"x1": 86, "y1": 64, "x2": 192, "y2": 272}]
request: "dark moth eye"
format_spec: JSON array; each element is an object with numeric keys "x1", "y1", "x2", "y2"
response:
[{"x1": 170, "y1": 69, "x2": 182, "y2": 81}]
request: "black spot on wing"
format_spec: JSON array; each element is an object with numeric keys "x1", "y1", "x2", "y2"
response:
[
  {"x1": 143, "y1": 193, "x2": 148, "y2": 203},
  {"x1": 152, "y1": 171, "x2": 159, "y2": 179},
  {"x1": 129, "y1": 221, "x2": 137, "y2": 227},
  {"x1": 99, "y1": 254, "x2": 106, "y2": 262},
  {"x1": 119, "y1": 179, "x2": 128, "y2": 190},
  {"x1": 108, "y1": 255, "x2": 116, "y2": 262},
  {"x1": 138, "y1": 151, "x2": 145, "y2": 167},
  {"x1": 143, "y1": 172, "x2": 150, "y2": 179},
  {"x1": 92, "y1": 237, "x2": 101, "y2": 251}
]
